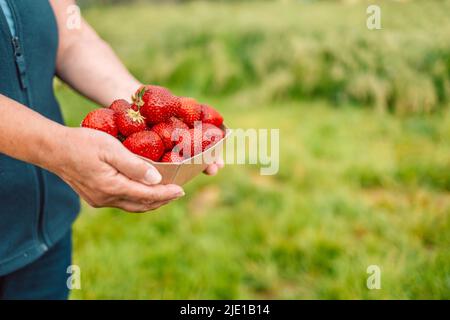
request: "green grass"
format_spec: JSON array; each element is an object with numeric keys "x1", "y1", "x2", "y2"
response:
[
  {"x1": 54, "y1": 0, "x2": 450, "y2": 299},
  {"x1": 59, "y1": 86, "x2": 450, "y2": 299},
  {"x1": 82, "y1": 0, "x2": 450, "y2": 113}
]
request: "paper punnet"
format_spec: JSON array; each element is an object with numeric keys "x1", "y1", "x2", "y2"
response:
[{"x1": 141, "y1": 124, "x2": 231, "y2": 186}]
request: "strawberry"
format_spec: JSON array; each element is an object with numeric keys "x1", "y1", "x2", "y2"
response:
[
  {"x1": 81, "y1": 108, "x2": 118, "y2": 137},
  {"x1": 202, "y1": 124, "x2": 225, "y2": 151},
  {"x1": 173, "y1": 128, "x2": 195, "y2": 158},
  {"x1": 135, "y1": 85, "x2": 180, "y2": 125},
  {"x1": 200, "y1": 104, "x2": 223, "y2": 127},
  {"x1": 151, "y1": 122, "x2": 178, "y2": 151},
  {"x1": 123, "y1": 131, "x2": 165, "y2": 162},
  {"x1": 176, "y1": 124, "x2": 225, "y2": 158},
  {"x1": 115, "y1": 90, "x2": 147, "y2": 137},
  {"x1": 152, "y1": 117, "x2": 190, "y2": 151},
  {"x1": 116, "y1": 108, "x2": 147, "y2": 137},
  {"x1": 173, "y1": 127, "x2": 202, "y2": 158},
  {"x1": 188, "y1": 128, "x2": 204, "y2": 158},
  {"x1": 161, "y1": 151, "x2": 185, "y2": 163},
  {"x1": 175, "y1": 97, "x2": 201, "y2": 128},
  {"x1": 109, "y1": 99, "x2": 135, "y2": 114},
  {"x1": 166, "y1": 116, "x2": 189, "y2": 131}
]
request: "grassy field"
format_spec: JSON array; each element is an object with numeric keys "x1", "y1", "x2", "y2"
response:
[
  {"x1": 80, "y1": 0, "x2": 450, "y2": 113},
  {"x1": 56, "y1": 0, "x2": 450, "y2": 299}
]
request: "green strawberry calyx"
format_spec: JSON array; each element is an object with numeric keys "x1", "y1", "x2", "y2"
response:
[
  {"x1": 127, "y1": 108, "x2": 145, "y2": 124},
  {"x1": 131, "y1": 86, "x2": 146, "y2": 111}
]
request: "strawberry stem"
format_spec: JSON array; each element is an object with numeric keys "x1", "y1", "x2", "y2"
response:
[{"x1": 133, "y1": 87, "x2": 146, "y2": 111}]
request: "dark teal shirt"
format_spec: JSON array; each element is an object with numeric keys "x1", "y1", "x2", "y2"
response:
[{"x1": 0, "y1": 0, "x2": 80, "y2": 276}]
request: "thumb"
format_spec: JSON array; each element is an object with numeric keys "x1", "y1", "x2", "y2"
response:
[{"x1": 105, "y1": 146, "x2": 162, "y2": 185}]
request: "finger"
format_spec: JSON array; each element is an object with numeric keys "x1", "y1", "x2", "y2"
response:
[
  {"x1": 216, "y1": 158, "x2": 225, "y2": 169},
  {"x1": 145, "y1": 200, "x2": 173, "y2": 210},
  {"x1": 103, "y1": 145, "x2": 162, "y2": 185},
  {"x1": 204, "y1": 164, "x2": 219, "y2": 176},
  {"x1": 139, "y1": 183, "x2": 185, "y2": 203},
  {"x1": 115, "y1": 175, "x2": 185, "y2": 203},
  {"x1": 113, "y1": 199, "x2": 173, "y2": 213}
]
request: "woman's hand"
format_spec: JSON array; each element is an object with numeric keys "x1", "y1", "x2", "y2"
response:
[{"x1": 50, "y1": 127, "x2": 185, "y2": 213}]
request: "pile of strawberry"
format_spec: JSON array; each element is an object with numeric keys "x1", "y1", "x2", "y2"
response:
[{"x1": 81, "y1": 85, "x2": 225, "y2": 163}]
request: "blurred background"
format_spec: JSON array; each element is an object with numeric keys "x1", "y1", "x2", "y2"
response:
[{"x1": 58, "y1": 0, "x2": 450, "y2": 299}]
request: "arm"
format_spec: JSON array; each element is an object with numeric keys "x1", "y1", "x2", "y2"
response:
[
  {"x1": 0, "y1": 0, "x2": 184, "y2": 213},
  {"x1": 0, "y1": 94, "x2": 184, "y2": 212},
  {"x1": 51, "y1": 0, "x2": 139, "y2": 106}
]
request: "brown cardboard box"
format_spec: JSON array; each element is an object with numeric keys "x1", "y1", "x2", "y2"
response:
[{"x1": 142, "y1": 124, "x2": 231, "y2": 186}]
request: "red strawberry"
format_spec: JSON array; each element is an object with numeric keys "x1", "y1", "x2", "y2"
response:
[
  {"x1": 200, "y1": 104, "x2": 223, "y2": 127},
  {"x1": 176, "y1": 124, "x2": 225, "y2": 158},
  {"x1": 135, "y1": 85, "x2": 180, "y2": 125},
  {"x1": 171, "y1": 129, "x2": 188, "y2": 153},
  {"x1": 152, "y1": 117, "x2": 190, "y2": 151},
  {"x1": 166, "y1": 116, "x2": 189, "y2": 131},
  {"x1": 161, "y1": 151, "x2": 185, "y2": 163},
  {"x1": 123, "y1": 131, "x2": 164, "y2": 162},
  {"x1": 202, "y1": 124, "x2": 225, "y2": 151},
  {"x1": 189, "y1": 128, "x2": 204, "y2": 158},
  {"x1": 81, "y1": 108, "x2": 118, "y2": 137},
  {"x1": 109, "y1": 99, "x2": 135, "y2": 114},
  {"x1": 175, "y1": 97, "x2": 201, "y2": 128},
  {"x1": 151, "y1": 122, "x2": 178, "y2": 151},
  {"x1": 116, "y1": 107, "x2": 147, "y2": 137},
  {"x1": 173, "y1": 128, "x2": 195, "y2": 158}
]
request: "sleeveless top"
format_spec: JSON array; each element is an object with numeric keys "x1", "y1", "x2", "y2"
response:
[{"x1": 0, "y1": 0, "x2": 80, "y2": 276}]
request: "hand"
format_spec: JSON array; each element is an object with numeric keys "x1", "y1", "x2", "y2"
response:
[
  {"x1": 204, "y1": 158, "x2": 225, "y2": 176},
  {"x1": 50, "y1": 127, "x2": 185, "y2": 213}
]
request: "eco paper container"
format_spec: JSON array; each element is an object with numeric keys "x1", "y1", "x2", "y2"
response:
[{"x1": 142, "y1": 124, "x2": 231, "y2": 186}]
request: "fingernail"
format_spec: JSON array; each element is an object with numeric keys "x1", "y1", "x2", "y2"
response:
[
  {"x1": 177, "y1": 191, "x2": 186, "y2": 198},
  {"x1": 145, "y1": 167, "x2": 162, "y2": 184},
  {"x1": 173, "y1": 187, "x2": 185, "y2": 198},
  {"x1": 176, "y1": 188, "x2": 185, "y2": 197}
]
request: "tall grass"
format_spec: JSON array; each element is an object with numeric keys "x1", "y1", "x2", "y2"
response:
[{"x1": 84, "y1": 0, "x2": 450, "y2": 113}]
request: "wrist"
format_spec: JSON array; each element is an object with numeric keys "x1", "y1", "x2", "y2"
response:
[
  {"x1": 35, "y1": 124, "x2": 72, "y2": 173},
  {"x1": 123, "y1": 80, "x2": 142, "y2": 103},
  {"x1": 105, "y1": 80, "x2": 142, "y2": 105}
]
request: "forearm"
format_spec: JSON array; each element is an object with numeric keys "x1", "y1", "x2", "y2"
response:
[
  {"x1": 0, "y1": 94, "x2": 66, "y2": 170},
  {"x1": 54, "y1": 9, "x2": 140, "y2": 106}
]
